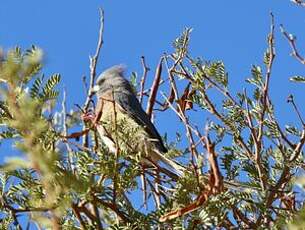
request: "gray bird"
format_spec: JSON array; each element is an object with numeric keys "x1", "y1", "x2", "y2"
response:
[
  {"x1": 92, "y1": 65, "x2": 185, "y2": 178},
  {"x1": 91, "y1": 66, "x2": 254, "y2": 191}
]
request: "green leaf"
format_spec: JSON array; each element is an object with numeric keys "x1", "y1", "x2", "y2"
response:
[
  {"x1": 205, "y1": 61, "x2": 228, "y2": 87},
  {"x1": 265, "y1": 119, "x2": 280, "y2": 138},
  {"x1": 130, "y1": 71, "x2": 137, "y2": 94},
  {"x1": 289, "y1": 76, "x2": 305, "y2": 83},
  {"x1": 172, "y1": 27, "x2": 192, "y2": 58},
  {"x1": 246, "y1": 65, "x2": 263, "y2": 88},
  {"x1": 285, "y1": 125, "x2": 302, "y2": 137},
  {"x1": 37, "y1": 73, "x2": 61, "y2": 101},
  {"x1": 30, "y1": 76, "x2": 43, "y2": 98}
]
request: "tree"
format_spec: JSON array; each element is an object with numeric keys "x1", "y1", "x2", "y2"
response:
[{"x1": 0, "y1": 4, "x2": 304, "y2": 230}]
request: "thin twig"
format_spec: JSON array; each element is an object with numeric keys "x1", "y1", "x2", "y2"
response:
[
  {"x1": 140, "y1": 166, "x2": 148, "y2": 209},
  {"x1": 233, "y1": 207, "x2": 255, "y2": 228},
  {"x1": 139, "y1": 56, "x2": 150, "y2": 104},
  {"x1": 72, "y1": 204, "x2": 87, "y2": 230},
  {"x1": 111, "y1": 88, "x2": 120, "y2": 204},
  {"x1": 256, "y1": 13, "x2": 276, "y2": 192},
  {"x1": 289, "y1": 129, "x2": 305, "y2": 162},
  {"x1": 243, "y1": 89, "x2": 257, "y2": 154},
  {"x1": 147, "y1": 179, "x2": 167, "y2": 208},
  {"x1": 82, "y1": 75, "x2": 88, "y2": 95},
  {"x1": 83, "y1": 8, "x2": 105, "y2": 111},
  {"x1": 82, "y1": 8, "x2": 104, "y2": 147},
  {"x1": 280, "y1": 24, "x2": 305, "y2": 65},
  {"x1": 161, "y1": 89, "x2": 199, "y2": 163},
  {"x1": 92, "y1": 196, "x2": 129, "y2": 222},
  {"x1": 78, "y1": 204, "x2": 101, "y2": 227},
  {"x1": 256, "y1": 166, "x2": 291, "y2": 226},
  {"x1": 93, "y1": 205, "x2": 104, "y2": 230},
  {"x1": 64, "y1": 139, "x2": 94, "y2": 152},
  {"x1": 272, "y1": 117, "x2": 296, "y2": 149},
  {"x1": 164, "y1": 56, "x2": 199, "y2": 164},
  {"x1": 184, "y1": 55, "x2": 240, "y2": 107},
  {"x1": 142, "y1": 140, "x2": 161, "y2": 209},
  {"x1": 287, "y1": 94, "x2": 305, "y2": 127},
  {"x1": 154, "y1": 174, "x2": 161, "y2": 209},
  {"x1": 137, "y1": 78, "x2": 167, "y2": 97},
  {"x1": 62, "y1": 87, "x2": 74, "y2": 171}
]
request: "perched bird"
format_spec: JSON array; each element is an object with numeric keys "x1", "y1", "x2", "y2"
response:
[
  {"x1": 91, "y1": 65, "x2": 254, "y2": 191},
  {"x1": 92, "y1": 65, "x2": 185, "y2": 178}
]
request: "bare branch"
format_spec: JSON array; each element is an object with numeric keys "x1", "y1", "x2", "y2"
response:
[
  {"x1": 72, "y1": 204, "x2": 87, "y2": 230},
  {"x1": 92, "y1": 196, "x2": 129, "y2": 223},
  {"x1": 289, "y1": 129, "x2": 305, "y2": 162},
  {"x1": 281, "y1": 24, "x2": 305, "y2": 65},
  {"x1": 83, "y1": 8, "x2": 105, "y2": 111},
  {"x1": 287, "y1": 94, "x2": 305, "y2": 127},
  {"x1": 256, "y1": 12, "x2": 276, "y2": 192},
  {"x1": 140, "y1": 166, "x2": 148, "y2": 209},
  {"x1": 81, "y1": 8, "x2": 104, "y2": 147},
  {"x1": 62, "y1": 87, "x2": 74, "y2": 172},
  {"x1": 139, "y1": 56, "x2": 150, "y2": 104}
]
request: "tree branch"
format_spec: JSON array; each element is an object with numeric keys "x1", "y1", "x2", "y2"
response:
[
  {"x1": 139, "y1": 56, "x2": 150, "y2": 104},
  {"x1": 281, "y1": 24, "x2": 305, "y2": 65},
  {"x1": 83, "y1": 8, "x2": 105, "y2": 111}
]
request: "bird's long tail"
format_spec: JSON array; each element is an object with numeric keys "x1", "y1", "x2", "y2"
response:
[
  {"x1": 145, "y1": 149, "x2": 264, "y2": 191},
  {"x1": 149, "y1": 149, "x2": 186, "y2": 179}
]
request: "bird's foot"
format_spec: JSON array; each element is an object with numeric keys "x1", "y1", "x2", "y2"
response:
[{"x1": 81, "y1": 111, "x2": 96, "y2": 123}]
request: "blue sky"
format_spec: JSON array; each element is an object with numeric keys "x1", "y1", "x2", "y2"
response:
[{"x1": 0, "y1": 1, "x2": 304, "y2": 161}]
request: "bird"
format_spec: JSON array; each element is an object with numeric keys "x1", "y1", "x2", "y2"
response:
[
  {"x1": 92, "y1": 65, "x2": 186, "y2": 179},
  {"x1": 90, "y1": 65, "x2": 260, "y2": 191}
]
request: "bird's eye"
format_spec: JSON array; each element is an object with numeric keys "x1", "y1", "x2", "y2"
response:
[{"x1": 98, "y1": 78, "x2": 105, "y2": 85}]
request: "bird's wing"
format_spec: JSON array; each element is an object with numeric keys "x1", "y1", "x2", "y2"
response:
[{"x1": 114, "y1": 89, "x2": 167, "y2": 153}]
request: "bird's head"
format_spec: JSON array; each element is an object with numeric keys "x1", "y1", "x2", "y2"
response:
[{"x1": 92, "y1": 65, "x2": 127, "y2": 97}]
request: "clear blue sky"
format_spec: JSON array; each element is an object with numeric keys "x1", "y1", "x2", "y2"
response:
[{"x1": 0, "y1": 1, "x2": 304, "y2": 158}]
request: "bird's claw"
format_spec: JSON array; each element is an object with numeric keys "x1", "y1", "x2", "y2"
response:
[{"x1": 81, "y1": 111, "x2": 96, "y2": 122}]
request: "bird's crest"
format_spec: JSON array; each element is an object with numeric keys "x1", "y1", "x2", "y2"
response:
[{"x1": 96, "y1": 64, "x2": 126, "y2": 84}]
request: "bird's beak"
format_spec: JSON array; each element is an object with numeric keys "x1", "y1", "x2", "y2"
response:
[{"x1": 91, "y1": 85, "x2": 100, "y2": 93}]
